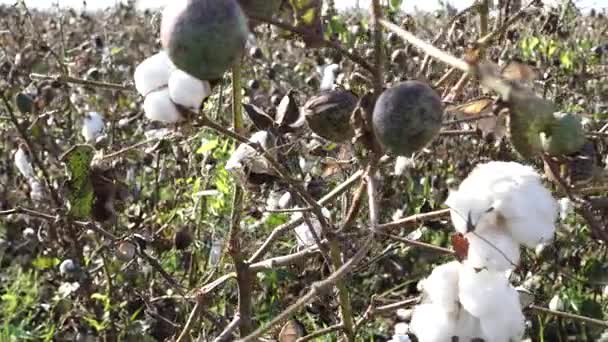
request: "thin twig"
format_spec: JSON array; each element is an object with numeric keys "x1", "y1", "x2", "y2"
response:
[
  {"x1": 247, "y1": 169, "x2": 365, "y2": 263},
  {"x1": 176, "y1": 299, "x2": 203, "y2": 342},
  {"x1": 529, "y1": 305, "x2": 608, "y2": 328},
  {"x1": 239, "y1": 235, "x2": 374, "y2": 342},
  {"x1": 29, "y1": 73, "x2": 132, "y2": 91},
  {"x1": 248, "y1": 15, "x2": 374, "y2": 73},
  {"x1": 296, "y1": 324, "x2": 344, "y2": 342},
  {"x1": 214, "y1": 315, "x2": 242, "y2": 342},
  {"x1": 377, "y1": 208, "x2": 451, "y2": 232},
  {"x1": 380, "y1": 233, "x2": 454, "y2": 255}
]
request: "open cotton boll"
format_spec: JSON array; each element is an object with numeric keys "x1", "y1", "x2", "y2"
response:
[
  {"x1": 143, "y1": 88, "x2": 183, "y2": 123},
  {"x1": 134, "y1": 51, "x2": 174, "y2": 96},
  {"x1": 465, "y1": 228, "x2": 520, "y2": 271},
  {"x1": 479, "y1": 292, "x2": 525, "y2": 342},
  {"x1": 81, "y1": 112, "x2": 105, "y2": 143},
  {"x1": 29, "y1": 178, "x2": 45, "y2": 202},
  {"x1": 446, "y1": 161, "x2": 557, "y2": 247},
  {"x1": 419, "y1": 261, "x2": 461, "y2": 312},
  {"x1": 225, "y1": 131, "x2": 276, "y2": 175},
  {"x1": 320, "y1": 63, "x2": 340, "y2": 90},
  {"x1": 14, "y1": 145, "x2": 35, "y2": 180},
  {"x1": 292, "y1": 208, "x2": 330, "y2": 248},
  {"x1": 492, "y1": 179, "x2": 558, "y2": 247},
  {"x1": 410, "y1": 303, "x2": 457, "y2": 342},
  {"x1": 388, "y1": 322, "x2": 411, "y2": 342},
  {"x1": 458, "y1": 266, "x2": 515, "y2": 318},
  {"x1": 168, "y1": 69, "x2": 211, "y2": 110}
]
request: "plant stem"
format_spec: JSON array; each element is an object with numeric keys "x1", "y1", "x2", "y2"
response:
[
  {"x1": 329, "y1": 240, "x2": 355, "y2": 341},
  {"x1": 229, "y1": 63, "x2": 253, "y2": 336}
]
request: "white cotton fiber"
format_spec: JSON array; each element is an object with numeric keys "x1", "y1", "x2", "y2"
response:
[
  {"x1": 143, "y1": 88, "x2": 183, "y2": 123},
  {"x1": 479, "y1": 290, "x2": 525, "y2": 342},
  {"x1": 14, "y1": 146, "x2": 35, "y2": 179},
  {"x1": 419, "y1": 261, "x2": 461, "y2": 312},
  {"x1": 409, "y1": 303, "x2": 457, "y2": 342},
  {"x1": 134, "y1": 51, "x2": 173, "y2": 96},
  {"x1": 81, "y1": 111, "x2": 105, "y2": 143},
  {"x1": 458, "y1": 266, "x2": 515, "y2": 318},
  {"x1": 168, "y1": 69, "x2": 211, "y2": 110},
  {"x1": 465, "y1": 229, "x2": 520, "y2": 271},
  {"x1": 445, "y1": 161, "x2": 558, "y2": 248},
  {"x1": 225, "y1": 131, "x2": 276, "y2": 175}
]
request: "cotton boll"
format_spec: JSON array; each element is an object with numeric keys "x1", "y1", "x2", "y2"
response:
[
  {"x1": 445, "y1": 161, "x2": 557, "y2": 247},
  {"x1": 479, "y1": 306, "x2": 525, "y2": 342},
  {"x1": 453, "y1": 308, "x2": 484, "y2": 340},
  {"x1": 320, "y1": 64, "x2": 339, "y2": 90},
  {"x1": 143, "y1": 88, "x2": 183, "y2": 123},
  {"x1": 409, "y1": 303, "x2": 457, "y2": 342},
  {"x1": 558, "y1": 198, "x2": 573, "y2": 220},
  {"x1": 294, "y1": 217, "x2": 321, "y2": 248},
  {"x1": 419, "y1": 261, "x2": 461, "y2": 312},
  {"x1": 394, "y1": 156, "x2": 414, "y2": 176},
  {"x1": 14, "y1": 145, "x2": 35, "y2": 180},
  {"x1": 459, "y1": 266, "x2": 513, "y2": 318},
  {"x1": 225, "y1": 131, "x2": 276, "y2": 175},
  {"x1": 388, "y1": 322, "x2": 411, "y2": 342},
  {"x1": 465, "y1": 229, "x2": 520, "y2": 271},
  {"x1": 134, "y1": 51, "x2": 173, "y2": 96},
  {"x1": 81, "y1": 112, "x2": 105, "y2": 143},
  {"x1": 278, "y1": 191, "x2": 292, "y2": 209},
  {"x1": 29, "y1": 178, "x2": 45, "y2": 202},
  {"x1": 168, "y1": 69, "x2": 211, "y2": 110},
  {"x1": 549, "y1": 294, "x2": 565, "y2": 311}
]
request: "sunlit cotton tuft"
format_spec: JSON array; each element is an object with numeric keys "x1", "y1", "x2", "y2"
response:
[
  {"x1": 143, "y1": 88, "x2": 183, "y2": 123},
  {"x1": 134, "y1": 51, "x2": 173, "y2": 96},
  {"x1": 168, "y1": 69, "x2": 211, "y2": 110},
  {"x1": 81, "y1": 111, "x2": 105, "y2": 143},
  {"x1": 445, "y1": 161, "x2": 558, "y2": 248}
]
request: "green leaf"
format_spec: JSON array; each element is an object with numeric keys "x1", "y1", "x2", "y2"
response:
[
  {"x1": 60, "y1": 145, "x2": 95, "y2": 219},
  {"x1": 32, "y1": 257, "x2": 60, "y2": 270},
  {"x1": 390, "y1": 0, "x2": 403, "y2": 10},
  {"x1": 196, "y1": 139, "x2": 219, "y2": 154}
]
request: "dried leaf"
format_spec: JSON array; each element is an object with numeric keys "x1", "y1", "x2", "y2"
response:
[
  {"x1": 276, "y1": 90, "x2": 301, "y2": 130},
  {"x1": 278, "y1": 319, "x2": 306, "y2": 342},
  {"x1": 243, "y1": 103, "x2": 275, "y2": 131},
  {"x1": 451, "y1": 232, "x2": 469, "y2": 262}
]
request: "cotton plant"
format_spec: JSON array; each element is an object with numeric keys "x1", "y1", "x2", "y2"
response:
[
  {"x1": 81, "y1": 111, "x2": 105, "y2": 144},
  {"x1": 225, "y1": 130, "x2": 278, "y2": 186},
  {"x1": 292, "y1": 207, "x2": 331, "y2": 248},
  {"x1": 410, "y1": 161, "x2": 559, "y2": 342},
  {"x1": 13, "y1": 144, "x2": 45, "y2": 202},
  {"x1": 134, "y1": 51, "x2": 212, "y2": 123}
]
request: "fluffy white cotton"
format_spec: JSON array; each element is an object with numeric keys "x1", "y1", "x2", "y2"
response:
[
  {"x1": 134, "y1": 51, "x2": 173, "y2": 96},
  {"x1": 278, "y1": 191, "x2": 292, "y2": 209},
  {"x1": 388, "y1": 322, "x2": 411, "y2": 342},
  {"x1": 143, "y1": 88, "x2": 183, "y2": 123},
  {"x1": 549, "y1": 294, "x2": 565, "y2": 311},
  {"x1": 293, "y1": 208, "x2": 330, "y2": 248},
  {"x1": 465, "y1": 229, "x2": 520, "y2": 271},
  {"x1": 479, "y1": 307, "x2": 525, "y2": 342},
  {"x1": 394, "y1": 156, "x2": 414, "y2": 176},
  {"x1": 81, "y1": 111, "x2": 105, "y2": 143},
  {"x1": 29, "y1": 178, "x2": 45, "y2": 202},
  {"x1": 446, "y1": 161, "x2": 558, "y2": 248},
  {"x1": 14, "y1": 145, "x2": 35, "y2": 179},
  {"x1": 458, "y1": 266, "x2": 516, "y2": 318},
  {"x1": 225, "y1": 131, "x2": 276, "y2": 175},
  {"x1": 409, "y1": 303, "x2": 457, "y2": 342},
  {"x1": 419, "y1": 261, "x2": 461, "y2": 312},
  {"x1": 168, "y1": 69, "x2": 211, "y2": 110},
  {"x1": 558, "y1": 198, "x2": 573, "y2": 220},
  {"x1": 320, "y1": 63, "x2": 339, "y2": 90}
]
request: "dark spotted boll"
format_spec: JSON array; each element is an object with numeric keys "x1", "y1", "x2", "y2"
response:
[
  {"x1": 372, "y1": 81, "x2": 443, "y2": 156},
  {"x1": 303, "y1": 90, "x2": 358, "y2": 143}
]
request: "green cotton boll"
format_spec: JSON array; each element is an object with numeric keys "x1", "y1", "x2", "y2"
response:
[
  {"x1": 540, "y1": 112, "x2": 586, "y2": 156},
  {"x1": 507, "y1": 89, "x2": 557, "y2": 159},
  {"x1": 161, "y1": 0, "x2": 249, "y2": 81}
]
